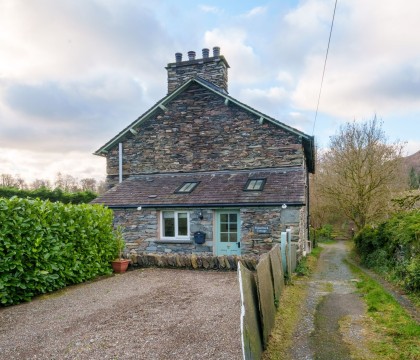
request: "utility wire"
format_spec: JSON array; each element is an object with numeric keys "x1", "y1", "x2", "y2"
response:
[{"x1": 312, "y1": 0, "x2": 338, "y2": 136}]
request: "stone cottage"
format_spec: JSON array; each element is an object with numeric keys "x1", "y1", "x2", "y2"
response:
[{"x1": 92, "y1": 47, "x2": 315, "y2": 258}]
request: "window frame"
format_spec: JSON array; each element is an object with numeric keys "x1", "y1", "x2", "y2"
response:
[
  {"x1": 174, "y1": 181, "x2": 200, "y2": 194},
  {"x1": 160, "y1": 210, "x2": 190, "y2": 240},
  {"x1": 243, "y1": 178, "x2": 267, "y2": 191}
]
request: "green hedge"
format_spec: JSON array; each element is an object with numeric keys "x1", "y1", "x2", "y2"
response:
[
  {"x1": 0, "y1": 197, "x2": 118, "y2": 305},
  {"x1": 354, "y1": 210, "x2": 420, "y2": 292},
  {"x1": 0, "y1": 187, "x2": 97, "y2": 204}
]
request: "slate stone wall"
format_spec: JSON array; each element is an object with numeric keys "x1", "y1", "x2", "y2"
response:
[
  {"x1": 113, "y1": 205, "x2": 304, "y2": 257},
  {"x1": 105, "y1": 83, "x2": 304, "y2": 186},
  {"x1": 240, "y1": 207, "x2": 302, "y2": 256},
  {"x1": 166, "y1": 56, "x2": 229, "y2": 94},
  {"x1": 113, "y1": 208, "x2": 214, "y2": 255}
]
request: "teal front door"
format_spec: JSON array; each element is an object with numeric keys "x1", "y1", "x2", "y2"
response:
[{"x1": 216, "y1": 211, "x2": 241, "y2": 256}]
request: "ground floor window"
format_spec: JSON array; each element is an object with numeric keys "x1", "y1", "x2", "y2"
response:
[{"x1": 161, "y1": 211, "x2": 190, "y2": 240}]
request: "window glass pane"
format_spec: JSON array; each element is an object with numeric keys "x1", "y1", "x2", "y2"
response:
[
  {"x1": 229, "y1": 222, "x2": 237, "y2": 231},
  {"x1": 248, "y1": 180, "x2": 257, "y2": 189},
  {"x1": 229, "y1": 214, "x2": 237, "y2": 222},
  {"x1": 220, "y1": 214, "x2": 228, "y2": 222},
  {"x1": 164, "y1": 218, "x2": 175, "y2": 237},
  {"x1": 220, "y1": 233, "x2": 229, "y2": 242},
  {"x1": 229, "y1": 232, "x2": 238, "y2": 242},
  {"x1": 178, "y1": 184, "x2": 188, "y2": 192},
  {"x1": 177, "y1": 182, "x2": 198, "y2": 193},
  {"x1": 246, "y1": 179, "x2": 266, "y2": 190},
  {"x1": 220, "y1": 223, "x2": 228, "y2": 232},
  {"x1": 163, "y1": 211, "x2": 174, "y2": 219},
  {"x1": 178, "y1": 213, "x2": 188, "y2": 236}
]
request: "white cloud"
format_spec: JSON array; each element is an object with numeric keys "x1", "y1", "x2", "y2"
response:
[
  {"x1": 199, "y1": 5, "x2": 223, "y2": 14},
  {"x1": 405, "y1": 140, "x2": 420, "y2": 156},
  {"x1": 284, "y1": 0, "x2": 332, "y2": 32},
  {"x1": 277, "y1": 71, "x2": 295, "y2": 88},
  {"x1": 238, "y1": 86, "x2": 289, "y2": 117},
  {"x1": 289, "y1": 0, "x2": 420, "y2": 118},
  {"x1": 0, "y1": 148, "x2": 105, "y2": 183},
  {"x1": 204, "y1": 28, "x2": 262, "y2": 85},
  {"x1": 241, "y1": 6, "x2": 267, "y2": 18}
]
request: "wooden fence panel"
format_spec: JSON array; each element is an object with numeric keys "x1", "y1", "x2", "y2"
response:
[
  {"x1": 255, "y1": 253, "x2": 276, "y2": 349},
  {"x1": 269, "y1": 244, "x2": 284, "y2": 307},
  {"x1": 238, "y1": 262, "x2": 263, "y2": 360}
]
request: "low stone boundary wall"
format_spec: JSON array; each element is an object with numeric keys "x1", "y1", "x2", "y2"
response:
[{"x1": 128, "y1": 251, "x2": 259, "y2": 271}]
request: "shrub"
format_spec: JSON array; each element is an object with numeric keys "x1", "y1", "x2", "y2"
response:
[
  {"x1": 354, "y1": 210, "x2": 420, "y2": 293},
  {"x1": 0, "y1": 197, "x2": 118, "y2": 305},
  {"x1": 0, "y1": 186, "x2": 97, "y2": 204}
]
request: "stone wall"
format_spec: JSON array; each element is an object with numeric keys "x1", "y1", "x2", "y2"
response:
[
  {"x1": 113, "y1": 208, "x2": 214, "y2": 255},
  {"x1": 240, "y1": 207, "x2": 301, "y2": 256},
  {"x1": 105, "y1": 83, "x2": 304, "y2": 185},
  {"x1": 113, "y1": 205, "x2": 304, "y2": 257},
  {"x1": 166, "y1": 56, "x2": 229, "y2": 94}
]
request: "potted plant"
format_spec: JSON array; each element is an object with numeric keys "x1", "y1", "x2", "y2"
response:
[{"x1": 111, "y1": 226, "x2": 130, "y2": 273}]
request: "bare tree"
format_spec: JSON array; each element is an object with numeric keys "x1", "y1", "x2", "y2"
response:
[
  {"x1": 96, "y1": 180, "x2": 108, "y2": 195},
  {"x1": 79, "y1": 178, "x2": 97, "y2": 192},
  {"x1": 14, "y1": 176, "x2": 27, "y2": 189},
  {"x1": 0, "y1": 173, "x2": 24, "y2": 188},
  {"x1": 54, "y1": 172, "x2": 80, "y2": 192},
  {"x1": 317, "y1": 118, "x2": 404, "y2": 231},
  {"x1": 31, "y1": 179, "x2": 52, "y2": 189}
]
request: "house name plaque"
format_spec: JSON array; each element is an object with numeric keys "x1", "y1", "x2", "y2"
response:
[{"x1": 254, "y1": 225, "x2": 271, "y2": 234}]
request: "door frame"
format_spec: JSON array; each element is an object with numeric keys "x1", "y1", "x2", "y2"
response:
[{"x1": 214, "y1": 209, "x2": 241, "y2": 256}]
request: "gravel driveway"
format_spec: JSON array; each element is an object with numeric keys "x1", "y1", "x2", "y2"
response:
[{"x1": 0, "y1": 268, "x2": 241, "y2": 360}]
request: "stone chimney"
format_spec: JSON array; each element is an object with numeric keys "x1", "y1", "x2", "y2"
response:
[{"x1": 166, "y1": 46, "x2": 230, "y2": 94}]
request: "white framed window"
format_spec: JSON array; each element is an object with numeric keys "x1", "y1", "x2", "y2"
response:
[{"x1": 160, "y1": 211, "x2": 190, "y2": 240}]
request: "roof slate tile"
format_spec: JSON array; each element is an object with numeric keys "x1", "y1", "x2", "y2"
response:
[{"x1": 92, "y1": 168, "x2": 305, "y2": 208}]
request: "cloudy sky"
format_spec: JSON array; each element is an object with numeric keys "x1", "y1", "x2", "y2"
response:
[{"x1": 1, "y1": 0, "x2": 419, "y2": 184}]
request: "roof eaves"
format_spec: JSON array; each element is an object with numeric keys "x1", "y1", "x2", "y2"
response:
[{"x1": 106, "y1": 201, "x2": 305, "y2": 209}]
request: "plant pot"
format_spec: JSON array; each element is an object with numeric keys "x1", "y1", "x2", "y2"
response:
[{"x1": 111, "y1": 259, "x2": 131, "y2": 273}]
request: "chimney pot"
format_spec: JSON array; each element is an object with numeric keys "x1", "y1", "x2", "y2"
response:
[
  {"x1": 187, "y1": 51, "x2": 196, "y2": 61},
  {"x1": 175, "y1": 52, "x2": 182, "y2": 62},
  {"x1": 213, "y1": 46, "x2": 220, "y2": 57},
  {"x1": 202, "y1": 48, "x2": 210, "y2": 58}
]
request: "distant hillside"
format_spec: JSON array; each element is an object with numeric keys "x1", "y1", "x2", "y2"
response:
[{"x1": 403, "y1": 150, "x2": 420, "y2": 172}]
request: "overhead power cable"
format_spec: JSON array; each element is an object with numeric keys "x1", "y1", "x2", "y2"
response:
[{"x1": 312, "y1": 0, "x2": 338, "y2": 136}]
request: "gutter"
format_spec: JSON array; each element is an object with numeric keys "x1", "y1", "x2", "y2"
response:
[{"x1": 104, "y1": 202, "x2": 306, "y2": 209}]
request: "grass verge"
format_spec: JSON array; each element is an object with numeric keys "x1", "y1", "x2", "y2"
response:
[
  {"x1": 347, "y1": 261, "x2": 420, "y2": 359},
  {"x1": 262, "y1": 246, "x2": 322, "y2": 360}
]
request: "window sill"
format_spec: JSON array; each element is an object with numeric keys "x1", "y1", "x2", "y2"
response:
[{"x1": 156, "y1": 239, "x2": 193, "y2": 244}]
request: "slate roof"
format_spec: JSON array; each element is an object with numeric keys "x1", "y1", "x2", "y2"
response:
[
  {"x1": 93, "y1": 76, "x2": 315, "y2": 173},
  {"x1": 92, "y1": 167, "x2": 306, "y2": 208}
]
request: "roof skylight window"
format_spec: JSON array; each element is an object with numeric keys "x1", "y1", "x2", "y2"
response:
[
  {"x1": 175, "y1": 181, "x2": 200, "y2": 194},
  {"x1": 244, "y1": 179, "x2": 266, "y2": 191}
]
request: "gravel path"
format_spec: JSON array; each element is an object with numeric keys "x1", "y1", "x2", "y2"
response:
[
  {"x1": 0, "y1": 268, "x2": 241, "y2": 360},
  {"x1": 289, "y1": 241, "x2": 371, "y2": 360}
]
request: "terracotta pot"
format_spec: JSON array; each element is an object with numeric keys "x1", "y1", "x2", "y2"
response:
[{"x1": 111, "y1": 259, "x2": 130, "y2": 273}]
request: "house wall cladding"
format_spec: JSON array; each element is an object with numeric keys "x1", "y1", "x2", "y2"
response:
[
  {"x1": 105, "y1": 83, "x2": 304, "y2": 186},
  {"x1": 113, "y1": 206, "x2": 302, "y2": 257}
]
